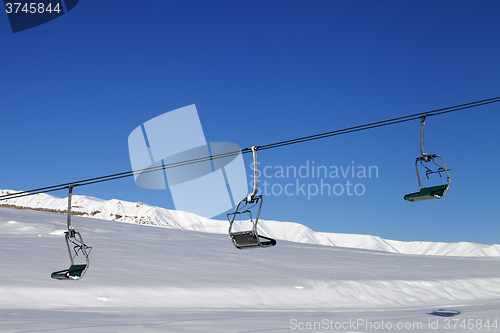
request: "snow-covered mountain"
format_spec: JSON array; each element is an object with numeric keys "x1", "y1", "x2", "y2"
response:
[{"x1": 1, "y1": 189, "x2": 499, "y2": 257}]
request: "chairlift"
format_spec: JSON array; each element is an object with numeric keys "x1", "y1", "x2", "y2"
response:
[
  {"x1": 51, "y1": 186, "x2": 91, "y2": 280},
  {"x1": 404, "y1": 116, "x2": 451, "y2": 202},
  {"x1": 227, "y1": 146, "x2": 276, "y2": 249}
]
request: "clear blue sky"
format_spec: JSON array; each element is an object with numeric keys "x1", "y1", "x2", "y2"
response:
[{"x1": 1, "y1": 1, "x2": 499, "y2": 244}]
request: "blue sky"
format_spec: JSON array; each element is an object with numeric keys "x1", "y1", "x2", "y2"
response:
[{"x1": 1, "y1": 0, "x2": 499, "y2": 244}]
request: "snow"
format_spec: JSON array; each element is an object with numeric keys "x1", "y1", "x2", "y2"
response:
[
  {"x1": 0, "y1": 202, "x2": 499, "y2": 332},
  {"x1": 1, "y1": 189, "x2": 499, "y2": 257}
]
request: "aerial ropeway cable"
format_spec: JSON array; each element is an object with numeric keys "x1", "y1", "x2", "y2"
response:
[{"x1": 0, "y1": 96, "x2": 498, "y2": 202}]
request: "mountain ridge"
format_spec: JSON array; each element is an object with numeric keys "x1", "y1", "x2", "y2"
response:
[{"x1": 1, "y1": 189, "x2": 498, "y2": 257}]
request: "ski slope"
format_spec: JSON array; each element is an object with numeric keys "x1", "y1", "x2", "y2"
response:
[{"x1": 0, "y1": 206, "x2": 499, "y2": 332}]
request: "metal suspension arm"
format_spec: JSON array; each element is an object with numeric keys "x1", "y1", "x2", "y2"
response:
[
  {"x1": 419, "y1": 116, "x2": 432, "y2": 162},
  {"x1": 67, "y1": 186, "x2": 74, "y2": 232},
  {"x1": 247, "y1": 146, "x2": 259, "y2": 202}
]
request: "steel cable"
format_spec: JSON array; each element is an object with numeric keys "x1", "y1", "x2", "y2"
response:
[{"x1": 1, "y1": 96, "x2": 498, "y2": 201}]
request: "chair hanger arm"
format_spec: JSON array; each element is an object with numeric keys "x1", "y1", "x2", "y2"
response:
[
  {"x1": 247, "y1": 146, "x2": 259, "y2": 202},
  {"x1": 419, "y1": 116, "x2": 433, "y2": 162}
]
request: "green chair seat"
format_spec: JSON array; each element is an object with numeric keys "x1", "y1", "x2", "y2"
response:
[
  {"x1": 404, "y1": 184, "x2": 448, "y2": 202},
  {"x1": 51, "y1": 264, "x2": 87, "y2": 280}
]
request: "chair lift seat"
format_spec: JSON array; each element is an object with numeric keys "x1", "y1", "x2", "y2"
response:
[
  {"x1": 51, "y1": 264, "x2": 87, "y2": 280},
  {"x1": 404, "y1": 184, "x2": 448, "y2": 202},
  {"x1": 231, "y1": 231, "x2": 276, "y2": 249}
]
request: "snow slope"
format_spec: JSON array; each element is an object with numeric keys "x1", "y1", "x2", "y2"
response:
[
  {"x1": 0, "y1": 207, "x2": 499, "y2": 332},
  {"x1": 1, "y1": 189, "x2": 499, "y2": 257}
]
